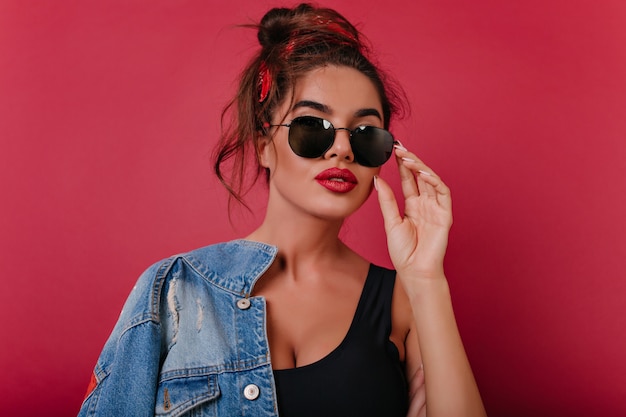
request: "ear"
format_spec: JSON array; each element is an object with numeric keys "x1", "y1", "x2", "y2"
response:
[{"x1": 256, "y1": 132, "x2": 274, "y2": 169}]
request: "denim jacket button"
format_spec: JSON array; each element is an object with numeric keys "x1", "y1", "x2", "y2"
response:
[
  {"x1": 237, "y1": 298, "x2": 251, "y2": 310},
  {"x1": 243, "y1": 384, "x2": 260, "y2": 400}
]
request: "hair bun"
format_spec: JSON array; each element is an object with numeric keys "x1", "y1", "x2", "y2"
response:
[
  {"x1": 257, "y1": 4, "x2": 360, "y2": 54},
  {"x1": 257, "y1": 7, "x2": 298, "y2": 49}
]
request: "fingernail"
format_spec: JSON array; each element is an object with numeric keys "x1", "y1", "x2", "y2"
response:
[
  {"x1": 394, "y1": 141, "x2": 407, "y2": 151},
  {"x1": 402, "y1": 157, "x2": 416, "y2": 163},
  {"x1": 373, "y1": 175, "x2": 378, "y2": 191},
  {"x1": 418, "y1": 170, "x2": 432, "y2": 176}
]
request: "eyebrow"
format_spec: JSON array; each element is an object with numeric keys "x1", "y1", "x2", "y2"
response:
[
  {"x1": 292, "y1": 100, "x2": 382, "y2": 121},
  {"x1": 292, "y1": 100, "x2": 331, "y2": 114},
  {"x1": 354, "y1": 108, "x2": 382, "y2": 120}
]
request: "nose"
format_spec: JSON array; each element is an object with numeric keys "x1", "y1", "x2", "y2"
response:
[{"x1": 324, "y1": 128, "x2": 354, "y2": 163}]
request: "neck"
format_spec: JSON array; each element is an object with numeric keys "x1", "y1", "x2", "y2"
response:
[{"x1": 245, "y1": 198, "x2": 350, "y2": 278}]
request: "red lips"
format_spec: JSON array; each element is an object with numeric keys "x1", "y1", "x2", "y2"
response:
[{"x1": 314, "y1": 167, "x2": 358, "y2": 193}]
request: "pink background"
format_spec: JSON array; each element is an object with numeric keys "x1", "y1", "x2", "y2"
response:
[{"x1": 1, "y1": 1, "x2": 625, "y2": 415}]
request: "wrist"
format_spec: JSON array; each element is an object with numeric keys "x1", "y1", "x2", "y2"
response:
[{"x1": 396, "y1": 270, "x2": 450, "y2": 301}]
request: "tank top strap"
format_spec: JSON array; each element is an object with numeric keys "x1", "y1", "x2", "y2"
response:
[{"x1": 352, "y1": 264, "x2": 396, "y2": 344}]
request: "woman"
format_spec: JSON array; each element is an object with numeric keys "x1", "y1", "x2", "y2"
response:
[{"x1": 78, "y1": 4, "x2": 486, "y2": 416}]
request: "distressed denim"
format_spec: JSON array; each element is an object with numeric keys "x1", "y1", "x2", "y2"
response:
[{"x1": 78, "y1": 239, "x2": 280, "y2": 417}]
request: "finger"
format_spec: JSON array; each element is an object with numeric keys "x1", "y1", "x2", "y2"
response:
[
  {"x1": 396, "y1": 153, "x2": 439, "y2": 180},
  {"x1": 417, "y1": 172, "x2": 437, "y2": 199},
  {"x1": 408, "y1": 363, "x2": 425, "y2": 397},
  {"x1": 374, "y1": 175, "x2": 402, "y2": 231},
  {"x1": 394, "y1": 145, "x2": 442, "y2": 174},
  {"x1": 418, "y1": 170, "x2": 452, "y2": 210},
  {"x1": 407, "y1": 364, "x2": 426, "y2": 416},
  {"x1": 398, "y1": 155, "x2": 439, "y2": 199},
  {"x1": 393, "y1": 145, "x2": 449, "y2": 204},
  {"x1": 397, "y1": 156, "x2": 420, "y2": 197},
  {"x1": 393, "y1": 146, "x2": 434, "y2": 174}
]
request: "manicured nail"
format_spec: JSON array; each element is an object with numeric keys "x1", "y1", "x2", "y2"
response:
[
  {"x1": 402, "y1": 157, "x2": 416, "y2": 163},
  {"x1": 418, "y1": 170, "x2": 432, "y2": 176},
  {"x1": 394, "y1": 141, "x2": 407, "y2": 151},
  {"x1": 373, "y1": 175, "x2": 379, "y2": 191}
]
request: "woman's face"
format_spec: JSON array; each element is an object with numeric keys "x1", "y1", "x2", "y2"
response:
[{"x1": 258, "y1": 65, "x2": 385, "y2": 221}]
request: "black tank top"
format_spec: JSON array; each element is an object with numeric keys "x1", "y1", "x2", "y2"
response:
[{"x1": 272, "y1": 264, "x2": 408, "y2": 417}]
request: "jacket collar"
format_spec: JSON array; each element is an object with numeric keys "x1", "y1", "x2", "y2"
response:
[{"x1": 181, "y1": 239, "x2": 277, "y2": 297}]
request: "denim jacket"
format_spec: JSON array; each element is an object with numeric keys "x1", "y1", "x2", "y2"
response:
[{"x1": 78, "y1": 239, "x2": 281, "y2": 417}]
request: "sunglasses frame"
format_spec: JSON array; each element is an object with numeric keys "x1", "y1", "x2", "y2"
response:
[{"x1": 268, "y1": 115, "x2": 398, "y2": 167}]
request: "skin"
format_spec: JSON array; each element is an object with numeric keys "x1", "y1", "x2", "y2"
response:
[{"x1": 248, "y1": 65, "x2": 486, "y2": 417}]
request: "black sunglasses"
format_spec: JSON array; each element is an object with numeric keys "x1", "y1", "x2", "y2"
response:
[{"x1": 269, "y1": 116, "x2": 397, "y2": 167}]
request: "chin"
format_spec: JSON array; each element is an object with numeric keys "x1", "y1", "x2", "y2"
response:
[{"x1": 310, "y1": 199, "x2": 366, "y2": 221}]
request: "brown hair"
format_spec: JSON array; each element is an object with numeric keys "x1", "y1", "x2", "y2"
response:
[{"x1": 213, "y1": 3, "x2": 406, "y2": 208}]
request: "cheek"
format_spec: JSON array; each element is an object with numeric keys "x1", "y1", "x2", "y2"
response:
[
  {"x1": 265, "y1": 139, "x2": 306, "y2": 177},
  {"x1": 358, "y1": 167, "x2": 380, "y2": 182}
]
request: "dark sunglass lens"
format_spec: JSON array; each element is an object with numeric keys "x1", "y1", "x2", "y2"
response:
[
  {"x1": 288, "y1": 117, "x2": 335, "y2": 158},
  {"x1": 351, "y1": 126, "x2": 395, "y2": 167}
]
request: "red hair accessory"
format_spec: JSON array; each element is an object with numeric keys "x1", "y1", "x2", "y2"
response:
[
  {"x1": 258, "y1": 61, "x2": 271, "y2": 103},
  {"x1": 313, "y1": 16, "x2": 357, "y2": 43},
  {"x1": 283, "y1": 17, "x2": 358, "y2": 58},
  {"x1": 258, "y1": 18, "x2": 358, "y2": 103}
]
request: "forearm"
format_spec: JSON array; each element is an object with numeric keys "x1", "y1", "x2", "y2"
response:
[{"x1": 402, "y1": 274, "x2": 486, "y2": 417}]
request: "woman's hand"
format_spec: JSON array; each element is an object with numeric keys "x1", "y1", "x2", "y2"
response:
[
  {"x1": 375, "y1": 144, "x2": 453, "y2": 280},
  {"x1": 376, "y1": 144, "x2": 487, "y2": 416}
]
